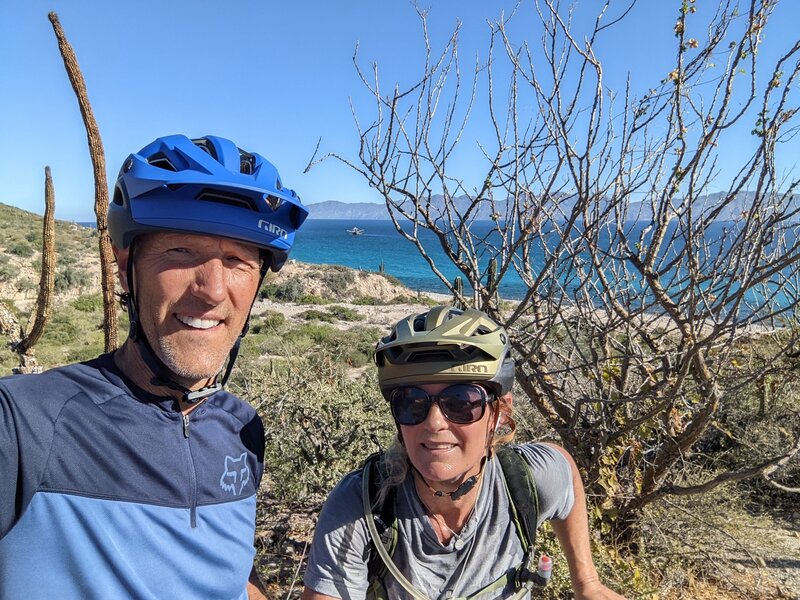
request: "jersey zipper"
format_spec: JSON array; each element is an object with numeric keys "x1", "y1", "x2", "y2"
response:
[{"x1": 182, "y1": 412, "x2": 198, "y2": 528}]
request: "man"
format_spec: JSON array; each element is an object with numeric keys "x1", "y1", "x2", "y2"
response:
[{"x1": 0, "y1": 135, "x2": 307, "y2": 599}]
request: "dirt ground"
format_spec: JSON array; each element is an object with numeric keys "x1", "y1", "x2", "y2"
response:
[{"x1": 255, "y1": 494, "x2": 799, "y2": 599}]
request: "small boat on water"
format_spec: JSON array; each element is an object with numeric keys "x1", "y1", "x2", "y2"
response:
[{"x1": 347, "y1": 227, "x2": 365, "y2": 235}]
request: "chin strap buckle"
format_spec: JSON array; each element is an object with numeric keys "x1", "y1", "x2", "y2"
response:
[{"x1": 183, "y1": 383, "x2": 222, "y2": 404}]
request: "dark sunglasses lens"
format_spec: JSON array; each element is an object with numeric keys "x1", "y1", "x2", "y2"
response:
[
  {"x1": 439, "y1": 384, "x2": 487, "y2": 423},
  {"x1": 390, "y1": 387, "x2": 431, "y2": 425}
]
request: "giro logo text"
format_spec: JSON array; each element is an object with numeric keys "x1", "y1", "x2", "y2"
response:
[{"x1": 258, "y1": 219, "x2": 288, "y2": 239}]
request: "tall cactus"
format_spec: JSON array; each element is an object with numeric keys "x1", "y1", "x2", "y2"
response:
[
  {"x1": 17, "y1": 167, "x2": 56, "y2": 357},
  {"x1": 49, "y1": 12, "x2": 118, "y2": 351},
  {"x1": 486, "y1": 257, "x2": 500, "y2": 311},
  {"x1": 452, "y1": 276, "x2": 465, "y2": 309},
  {"x1": 1, "y1": 168, "x2": 57, "y2": 374}
]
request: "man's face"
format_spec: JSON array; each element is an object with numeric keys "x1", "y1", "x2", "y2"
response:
[{"x1": 118, "y1": 232, "x2": 262, "y2": 387}]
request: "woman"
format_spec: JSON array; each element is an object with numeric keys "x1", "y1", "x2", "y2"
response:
[{"x1": 302, "y1": 306, "x2": 626, "y2": 600}]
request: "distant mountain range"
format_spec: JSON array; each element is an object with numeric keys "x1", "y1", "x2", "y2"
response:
[
  {"x1": 307, "y1": 200, "x2": 388, "y2": 220},
  {"x1": 306, "y1": 192, "x2": 797, "y2": 222},
  {"x1": 306, "y1": 196, "x2": 525, "y2": 220}
]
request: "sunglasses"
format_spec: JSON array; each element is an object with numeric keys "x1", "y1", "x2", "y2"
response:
[{"x1": 388, "y1": 383, "x2": 495, "y2": 426}]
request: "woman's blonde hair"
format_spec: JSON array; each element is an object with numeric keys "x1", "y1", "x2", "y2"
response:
[{"x1": 374, "y1": 395, "x2": 516, "y2": 506}]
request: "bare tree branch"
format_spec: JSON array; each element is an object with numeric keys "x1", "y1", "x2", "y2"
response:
[
  {"x1": 322, "y1": 0, "x2": 800, "y2": 546},
  {"x1": 660, "y1": 432, "x2": 800, "y2": 497}
]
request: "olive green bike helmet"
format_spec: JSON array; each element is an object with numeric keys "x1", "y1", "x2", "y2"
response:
[{"x1": 375, "y1": 306, "x2": 515, "y2": 396}]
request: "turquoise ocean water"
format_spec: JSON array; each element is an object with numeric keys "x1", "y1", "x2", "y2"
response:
[
  {"x1": 291, "y1": 220, "x2": 795, "y2": 310},
  {"x1": 80, "y1": 219, "x2": 794, "y2": 308},
  {"x1": 290, "y1": 219, "x2": 487, "y2": 297}
]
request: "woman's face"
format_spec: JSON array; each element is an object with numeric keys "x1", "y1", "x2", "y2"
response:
[{"x1": 399, "y1": 382, "x2": 495, "y2": 490}]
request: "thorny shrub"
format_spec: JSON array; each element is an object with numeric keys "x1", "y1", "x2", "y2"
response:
[{"x1": 233, "y1": 354, "x2": 394, "y2": 504}]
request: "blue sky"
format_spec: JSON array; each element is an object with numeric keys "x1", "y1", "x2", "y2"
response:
[{"x1": 1, "y1": 1, "x2": 798, "y2": 221}]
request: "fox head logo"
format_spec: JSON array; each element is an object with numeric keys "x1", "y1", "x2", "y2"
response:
[{"x1": 220, "y1": 453, "x2": 250, "y2": 495}]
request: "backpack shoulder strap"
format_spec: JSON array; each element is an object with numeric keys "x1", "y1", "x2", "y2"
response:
[
  {"x1": 362, "y1": 453, "x2": 397, "y2": 581},
  {"x1": 495, "y1": 445, "x2": 540, "y2": 586},
  {"x1": 361, "y1": 453, "x2": 430, "y2": 600}
]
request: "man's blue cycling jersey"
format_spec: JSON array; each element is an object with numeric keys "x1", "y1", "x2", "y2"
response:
[{"x1": 0, "y1": 352, "x2": 265, "y2": 599}]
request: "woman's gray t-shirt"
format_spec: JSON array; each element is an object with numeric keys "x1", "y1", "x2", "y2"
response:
[{"x1": 303, "y1": 443, "x2": 574, "y2": 600}]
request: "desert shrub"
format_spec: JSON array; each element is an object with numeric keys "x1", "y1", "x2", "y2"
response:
[
  {"x1": 25, "y1": 231, "x2": 40, "y2": 244},
  {"x1": 55, "y1": 266, "x2": 91, "y2": 293},
  {"x1": 66, "y1": 340, "x2": 105, "y2": 363},
  {"x1": 15, "y1": 278, "x2": 37, "y2": 293},
  {"x1": 702, "y1": 374, "x2": 800, "y2": 512},
  {"x1": 326, "y1": 305, "x2": 363, "y2": 322},
  {"x1": 39, "y1": 311, "x2": 82, "y2": 346},
  {"x1": 70, "y1": 294, "x2": 104, "y2": 313},
  {"x1": 57, "y1": 252, "x2": 78, "y2": 267},
  {"x1": 8, "y1": 242, "x2": 34, "y2": 257},
  {"x1": 323, "y1": 326, "x2": 381, "y2": 367},
  {"x1": 261, "y1": 278, "x2": 305, "y2": 303},
  {"x1": 300, "y1": 294, "x2": 331, "y2": 305},
  {"x1": 244, "y1": 355, "x2": 394, "y2": 503},
  {"x1": 250, "y1": 310, "x2": 285, "y2": 334},
  {"x1": 320, "y1": 266, "x2": 355, "y2": 290},
  {"x1": 351, "y1": 296, "x2": 385, "y2": 305},
  {"x1": 390, "y1": 294, "x2": 440, "y2": 306},
  {"x1": 294, "y1": 322, "x2": 339, "y2": 345},
  {"x1": 0, "y1": 346, "x2": 19, "y2": 376},
  {"x1": 265, "y1": 328, "x2": 314, "y2": 356},
  {"x1": 298, "y1": 309, "x2": 334, "y2": 322},
  {"x1": 280, "y1": 323, "x2": 381, "y2": 368},
  {"x1": 0, "y1": 264, "x2": 13, "y2": 283},
  {"x1": 32, "y1": 304, "x2": 112, "y2": 369},
  {"x1": 377, "y1": 272, "x2": 403, "y2": 286},
  {"x1": 298, "y1": 306, "x2": 364, "y2": 323}
]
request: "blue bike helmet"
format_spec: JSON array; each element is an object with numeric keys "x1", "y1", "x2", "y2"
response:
[{"x1": 109, "y1": 134, "x2": 308, "y2": 272}]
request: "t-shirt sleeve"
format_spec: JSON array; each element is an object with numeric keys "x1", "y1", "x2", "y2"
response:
[
  {"x1": 0, "y1": 379, "x2": 61, "y2": 539},
  {"x1": 0, "y1": 383, "x2": 21, "y2": 538},
  {"x1": 243, "y1": 412, "x2": 265, "y2": 489},
  {"x1": 514, "y1": 443, "x2": 575, "y2": 525},
  {"x1": 303, "y1": 470, "x2": 373, "y2": 600}
]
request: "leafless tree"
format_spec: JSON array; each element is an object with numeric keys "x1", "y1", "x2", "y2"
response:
[{"x1": 318, "y1": 0, "x2": 800, "y2": 545}]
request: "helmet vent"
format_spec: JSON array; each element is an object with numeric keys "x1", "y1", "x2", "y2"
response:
[
  {"x1": 239, "y1": 150, "x2": 256, "y2": 175},
  {"x1": 147, "y1": 153, "x2": 177, "y2": 172},
  {"x1": 197, "y1": 189, "x2": 256, "y2": 211},
  {"x1": 192, "y1": 138, "x2": 218, "y2": 160},
  {"x1": 112, "y1": 186, "x2": 124, "y2": 206},
  {"x1": 406, "y1": 349, "x2": 458, "y2": 362},
  {"x1": 265, "y1": 195, "x2": 284, "y2": 211}
]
